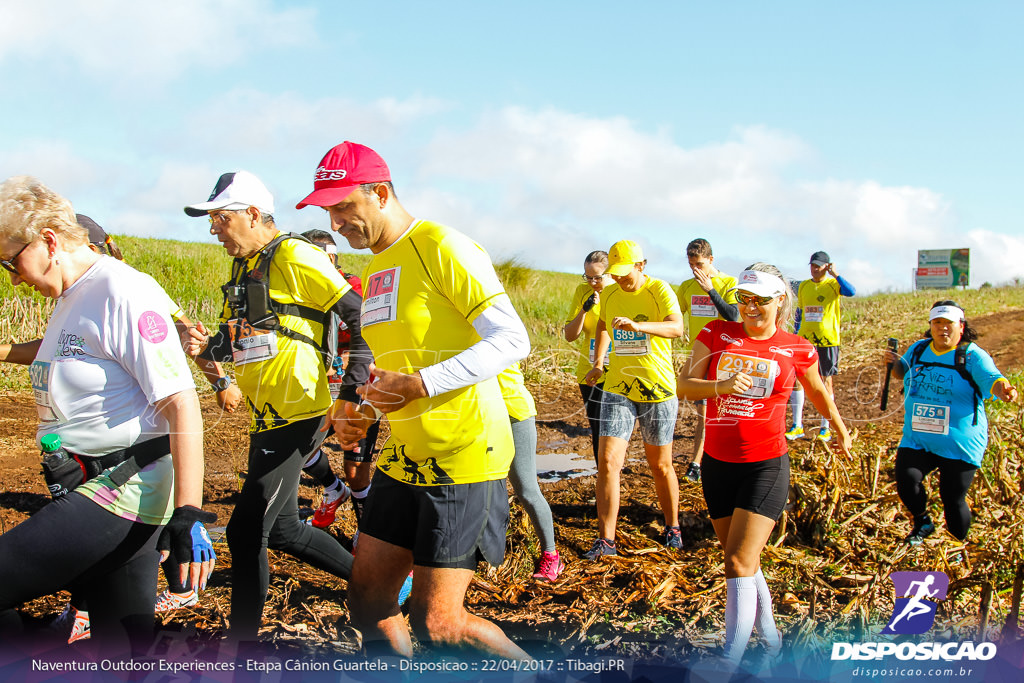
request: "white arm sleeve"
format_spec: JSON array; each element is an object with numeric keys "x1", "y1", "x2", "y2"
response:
[{"x1": 418, "y1": 295, "x2": 530, "y2": 397}]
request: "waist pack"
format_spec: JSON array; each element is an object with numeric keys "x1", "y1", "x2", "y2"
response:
[{"x1": 42, "y1": 435, "x2": 171, "y2": 500}]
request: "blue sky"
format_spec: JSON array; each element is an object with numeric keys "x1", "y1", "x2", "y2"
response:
[{"x1": 1, "y1": 1, "x2": 1021, "y2": 292}]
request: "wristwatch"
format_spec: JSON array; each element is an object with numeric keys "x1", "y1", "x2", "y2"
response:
[{"x1": 210, "y1": 376, "x2": 231, "y2": 392}]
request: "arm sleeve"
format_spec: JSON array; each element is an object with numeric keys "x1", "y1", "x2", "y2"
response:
[
  {"x1": 331, "y1": 288, "x2": 371, "y2": 402},
  {"x1": 836, "y1": 275, "x2": 856, "y2": 297},
  {"x1": 708, "y1": 289, "x2": 740, "y2": 322},
  {"x1": 418, "y1": 296, "x2": 531, "y2": 397},
  {"x1": 198, "y1": 323, "x2": 234, "y2": 364}
]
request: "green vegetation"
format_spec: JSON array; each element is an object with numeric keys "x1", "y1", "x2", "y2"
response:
[{"x1": 2, "y1": 235, "x2": 1022, "y2": 391}]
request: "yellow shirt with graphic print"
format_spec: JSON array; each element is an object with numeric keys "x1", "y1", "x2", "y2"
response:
[
  {"x1": 218, "y1": 235, "x2": 349, "y2": 432},
  {"x1": 360, "y1": 220, "x2": 514, "y2": 486},
  {"x1": 797, "y1": 276, "x2": 843, "y2": 347},
  {"x1": 677, "y1": 273, "x2": 738, "y2": 352},
  {"x1": 599, "y1": 276, "x2": 681, "y2": 403}
]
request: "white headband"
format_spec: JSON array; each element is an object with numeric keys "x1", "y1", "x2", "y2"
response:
[{"x1": 929, "y1": 305, "x2": 964, "y2": 323}]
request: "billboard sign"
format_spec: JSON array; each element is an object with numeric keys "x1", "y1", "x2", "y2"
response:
[{"x1": 915, "y1": 249, "x2": 969, "y2": 289}]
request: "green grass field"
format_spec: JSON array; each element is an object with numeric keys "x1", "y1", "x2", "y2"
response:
[{"x1": 1, "y1": 233, "x2": 1021, "y2": 391}]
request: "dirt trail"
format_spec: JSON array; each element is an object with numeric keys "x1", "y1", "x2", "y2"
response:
[{"x1": 1, "y1": 308, "x2": 1021, "y2": 659}]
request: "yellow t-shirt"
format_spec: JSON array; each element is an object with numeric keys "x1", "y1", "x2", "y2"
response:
[
  {"x1": 599, "y1": 276, "x2": 680, "y2": 402},
  {"x1": 676, "y1": 273, "x2": 738, "y2": 351},
  {"x1": 564, "y1": 282, "x2": 606, "y2": 384},
  {"x1": 797, "y1": 277, "x2": 843, "y2": 347},
  {"x1": 497, "y1": 363, "x2": 537, "y2": 421},
  {"x1": 218, "y1": 235, "x2": 349, "y2": 432},
  {"x1": 360, "y1": 220, "x2": 514, "y2": 485}
]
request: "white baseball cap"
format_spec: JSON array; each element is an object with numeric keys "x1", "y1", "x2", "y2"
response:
[{"x1": 184, "y1": 171, "x2": 274, "y2": 217}]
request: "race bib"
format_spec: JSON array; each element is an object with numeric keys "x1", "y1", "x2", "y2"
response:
[
  {"x1": 690, "y1": 294, "x2": 717, "y2": 318},
  {"x1": 804, "y1": 305, "x2": 824, "y2": 322},
  {"x1": 612, "y1": 328, "x2": 649, "y2": 356},
  {"x1": 911, "y1": 403, "x2": 950, "y2": 435},
  {"x1": 716, "y1": 352, "x2": 779, "y2": 399},
  {"x1": 328, "y1": 375, "x2": 343, "y2": 400},
  {"x1": 228, "y1": 319, "x2": 279, "y2": 365},
  {"x1": 589, "y1": 338, "x2": 611, "y2": 366},
  {"x1": 30, "y1": 360, "x2": 57, "y2": 421},
  {"x1": 361, "y1": 266, "x2": 401, "y2": 328}
]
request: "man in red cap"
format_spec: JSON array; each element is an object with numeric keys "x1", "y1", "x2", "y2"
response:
[{"x1": 298, "y1": 142, "x2": 532, "y2": 660}]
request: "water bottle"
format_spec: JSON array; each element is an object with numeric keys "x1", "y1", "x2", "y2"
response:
[{"x1": 40, "y1": 433, "x2": 80, "y2": 500}]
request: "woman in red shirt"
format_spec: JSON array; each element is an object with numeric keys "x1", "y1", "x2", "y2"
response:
[{"x1": 678, "y1": 262, "x2": 851, "y2": 669}]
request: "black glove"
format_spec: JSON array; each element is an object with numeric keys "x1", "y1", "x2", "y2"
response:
[
  {"x1": 157, "y1": 505, "x2": 218, "y2": 565},
  {"x1": 582, "y1": 293, "x2": 598, "y2": 312}
]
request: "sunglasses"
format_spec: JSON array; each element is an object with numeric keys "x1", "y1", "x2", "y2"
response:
[
  {"x1": 0, "y1": 240, "x2": 32, "y2": 275},
  {"x1": 736, "y1": 292, "x2": 778, "y2": 307},
  {"x1": 582, "y1": 274, "x2": 609, "y2": 283}
]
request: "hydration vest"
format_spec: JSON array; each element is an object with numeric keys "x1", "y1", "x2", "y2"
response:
[
  {"x1": 905, "y1": 339, "x2": 983, "y2": 426},
  {"x1": 222, "y1": 233, "x2": 339, "y2": 371}
]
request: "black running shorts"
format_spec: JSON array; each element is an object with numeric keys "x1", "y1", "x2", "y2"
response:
[
  {"x1": 816, "y1": 345, "x2": 840, "y2": 377},
  {"x1": 360, "y1": 469, "x2": 509, "y2": 570},
  {"x1": 701, "y1": 452, "x2": 790, "y2": 521}
]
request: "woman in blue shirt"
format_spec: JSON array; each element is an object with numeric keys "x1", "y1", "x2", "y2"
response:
[{"x1": 884, "y1": 300, "x2": 1018, "y2": 545}]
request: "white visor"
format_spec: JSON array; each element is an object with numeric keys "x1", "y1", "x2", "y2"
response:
[
  {"x1": 929, "y1": 305, "x2": 964, "y2": 323},
  {"x1": 732, "y1": 270, "x2": 787, "y2": 298}
]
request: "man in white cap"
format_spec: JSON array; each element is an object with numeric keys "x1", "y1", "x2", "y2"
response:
[
  {"x1": 787, "y1": 250, "x2": 856, "y2": 442},
  {"x1": 297, "y1": 141, "x2": 531, "y2": 660},
  {"x1": 180, "y1": 170, "x2": 370, "y2": 643}
]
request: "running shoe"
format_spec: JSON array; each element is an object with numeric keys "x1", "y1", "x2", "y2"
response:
[
  {"x1": 583, "y1": 538, "x2": 617, "y2": 560},
  {"x1": 155, "y1": 588, "x2": 199, "y2": 612},
  {"x1": 398, "y1": 572, "x2": 414, "y2": 607},
  {"x1": 816, "y1": 427, "x2": 832, "y2": 442},
  {"x1": 51, "y1": 603, "x2": 88, "y2": 643},
  {"x1": 532, "y1": 551, "x2": 565, "y2": 582},
  {"x1": 68, "y1": 609, "x2": 91, "y2": 644},
  {"x1": 308, "y1": 483, "x2": 352, "y2": 529},
  {"x1": 905, "y1": 520, "x2": 936, "y2": 546},
  {"x1": 685, "y1": 462, "x2": 702, "y2": 483},
  {"x1": 664, "y1": 526, "x2": 683, "y2": 550},
  {"x1": 784, "y1": 425, "x2": 804, "y2": 441}
]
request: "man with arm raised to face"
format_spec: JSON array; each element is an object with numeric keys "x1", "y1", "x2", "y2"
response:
[{"x1": 297, "y1": 141, "x2": 532, "y2": 660}]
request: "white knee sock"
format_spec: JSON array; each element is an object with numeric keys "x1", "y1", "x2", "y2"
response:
[
  {"x1": 789, "y1": 386, "x2": 804, "y2": 428},
  {"x1": 723, "y1": 576, "x2": 757, "y2": 664},
  {"x1": 754, "y1": 568, "x2": 782, "y2": 655}
]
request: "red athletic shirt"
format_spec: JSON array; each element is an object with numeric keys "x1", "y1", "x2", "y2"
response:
[{"x1": 696, "y1": 320, "x2": 818, "y2": 463}]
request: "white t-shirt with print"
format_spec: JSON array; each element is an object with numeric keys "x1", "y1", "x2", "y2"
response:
[{"x1": 30, "y1": 256, "x2": 194, "y2": 524}]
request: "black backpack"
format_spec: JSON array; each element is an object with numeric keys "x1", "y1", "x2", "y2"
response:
[
  {"x1": 222, "y1": 233, "x2": 339, "y2": 371},
  {"x1": 905, "y1": 339, "x2": 983, "y2": 426}
]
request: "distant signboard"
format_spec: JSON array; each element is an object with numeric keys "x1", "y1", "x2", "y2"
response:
[{"x1": 915, "y1": 249, "x2": 970, "y2": 289}]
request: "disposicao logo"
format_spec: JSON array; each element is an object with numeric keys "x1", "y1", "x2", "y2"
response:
[
  {"x1": 831, "y1": 570, "x2": 997, "y2": 662},
  {"x1": 883, "y1": 571, "x2": 948, "y2": 635}
]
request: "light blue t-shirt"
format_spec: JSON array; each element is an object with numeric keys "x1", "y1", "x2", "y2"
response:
[{"x1": 899, "y1": 340, "x2": 1004, "y2": 467}]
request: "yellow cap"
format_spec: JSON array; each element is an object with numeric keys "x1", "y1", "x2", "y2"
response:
[{"x1": 606, "y1": 240, "x2": 644, "y2": 276}]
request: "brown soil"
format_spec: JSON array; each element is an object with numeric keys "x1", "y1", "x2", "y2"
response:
[{"x1": 1, "y1": 310, "x2": 1022, "y2": 663}]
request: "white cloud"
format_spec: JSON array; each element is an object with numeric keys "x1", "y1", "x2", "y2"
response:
[
  {"x1": 964, "y1": 230, "x2": 1024, "y2": 287},
  {"x1": 409, "y1": 106, "x2": 1007, "y2": 291},
  {"x1": 0, "y1": 0, "x2": 316, "y2": 83},
  {"x1": 0, "y1": 141, "x2": 114, "y2": 198},
  {"x1": 177, "y1": 90, "x2": 450, "y2": 160}
]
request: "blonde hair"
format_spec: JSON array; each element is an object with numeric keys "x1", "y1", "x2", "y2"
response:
[
  {"x1": 0, "y1": 176, "x2": 87, "y2": 246},
  {"x1": 745, "y1": 261, "x2": 795, "y2": 326}
]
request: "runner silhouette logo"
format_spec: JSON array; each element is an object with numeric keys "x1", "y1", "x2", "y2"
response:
[{"x1": 882, "y1": 571, "x2": 949, "y2": 635}]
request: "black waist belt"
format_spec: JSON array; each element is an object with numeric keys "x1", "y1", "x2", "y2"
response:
[{"x1": 73, "y1": 435, "x2": 172, "y2": 488}]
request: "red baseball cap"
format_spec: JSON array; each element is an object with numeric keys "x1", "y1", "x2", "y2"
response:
[{"x1": 295, "y1": 141, "x2": 391, "y2": 209}]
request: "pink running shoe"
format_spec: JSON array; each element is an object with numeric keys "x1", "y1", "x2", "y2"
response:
[{"x1": 532, "y1": 550, "x2": 565, "y2": 582}]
